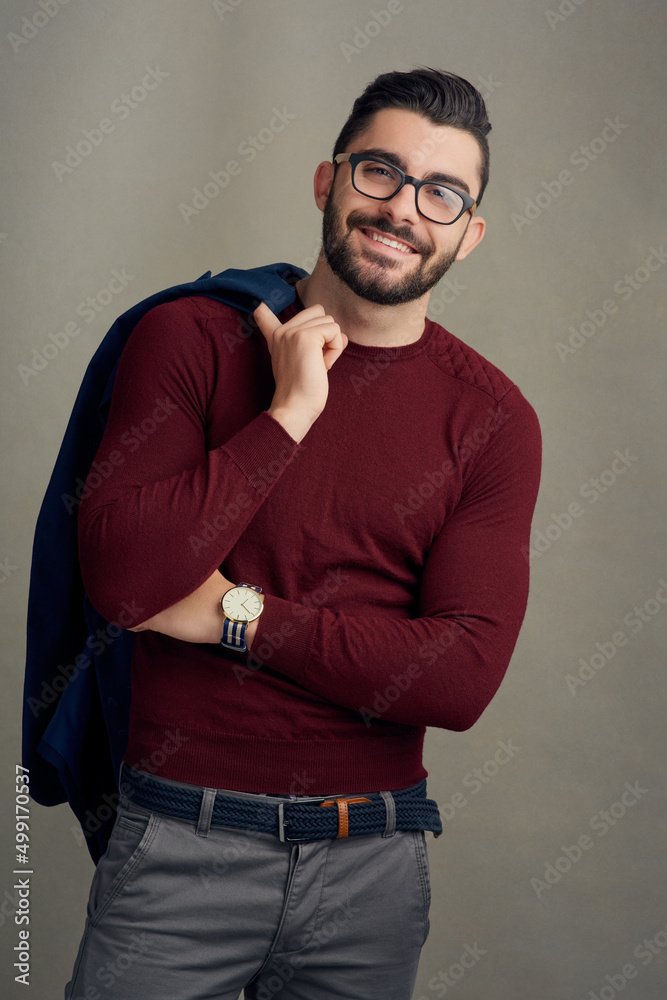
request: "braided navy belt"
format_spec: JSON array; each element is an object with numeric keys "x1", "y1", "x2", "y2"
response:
[{"x1": 120, "y1": 767, "x2": 442, "y2": 842}]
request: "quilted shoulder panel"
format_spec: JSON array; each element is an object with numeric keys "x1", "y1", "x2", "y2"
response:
[{"x1": 425, "y1": 320, "x2": 515, "y2": 401}]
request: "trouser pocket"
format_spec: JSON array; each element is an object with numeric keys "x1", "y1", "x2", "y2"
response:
[
  {"x1": 412, "y1": 830, "x2": 432, "y2": 945},
  {"x1": 87, "y1": 798, "x2": 160, "y2": 927}
]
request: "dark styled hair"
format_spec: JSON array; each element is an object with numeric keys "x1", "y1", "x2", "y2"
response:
[{"x1": 332, "y1": 68, "x2": 492, "y2": 205}]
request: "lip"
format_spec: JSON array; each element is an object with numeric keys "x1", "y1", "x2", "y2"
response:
[{"x1": 357, "y1": 226, "x2": 419, "y2": 256}]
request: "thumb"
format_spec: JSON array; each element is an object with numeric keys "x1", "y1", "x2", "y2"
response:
[{"x1": 253, "y1": 301, "x2": 281, "y2": 340}]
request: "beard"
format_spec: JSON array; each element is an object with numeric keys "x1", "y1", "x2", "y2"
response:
[{"x1": 321, "y1": 191, "x2": 467, "y2": 306}]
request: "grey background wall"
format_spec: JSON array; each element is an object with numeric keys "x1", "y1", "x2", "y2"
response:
[{"x1": 1, "y1": 0, "x2": 665, "y2": 997}]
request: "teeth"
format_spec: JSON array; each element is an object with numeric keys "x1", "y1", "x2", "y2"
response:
[{"x1": 370, "y1": 232, "x2": 412, "y2": 253}]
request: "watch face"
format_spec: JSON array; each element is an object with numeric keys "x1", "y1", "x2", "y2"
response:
[{"x1": 221, "y1": 586, "x2": 263, "y2": 623}]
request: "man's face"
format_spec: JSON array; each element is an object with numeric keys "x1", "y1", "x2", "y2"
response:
[{"x1": 320, "y1": 108, "x2": 484, "y2": 306}]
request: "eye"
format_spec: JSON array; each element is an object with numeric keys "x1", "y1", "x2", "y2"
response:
[
  {"x1": 358, "y1": 160, "x2": 401, "y2": 182},
  {"x1": 424, "y1": 184, "x2": 461, "y2": 208}
]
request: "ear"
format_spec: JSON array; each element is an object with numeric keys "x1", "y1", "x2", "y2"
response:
[
  {"x1": 454, "y1": 213, "x2": 486, "y2": 261},
  {"x1": 313, "y1": 160, "x2": 336, "y2": 211}
]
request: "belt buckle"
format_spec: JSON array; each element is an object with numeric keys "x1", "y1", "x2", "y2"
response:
[
  {"x1": 277, "y1": 797, "x2": 327, "y2": 843},
  {"x1": 277, "y1": 794, "x2": 368, "y2": 842},
  {"x1": 277, "y1": 801, "x2": 298, "y2": 843}
]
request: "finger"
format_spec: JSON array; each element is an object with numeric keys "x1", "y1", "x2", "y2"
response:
[
  {"x1": 254, "y1": 303, "x2": 329, "y2": 349},
  {"x1": 316, "y1": 319, "x2": 345, "y2": 347},
  {"x1": 322, "y1": 330, "x2": 348, "y2": 370},
  {"x1": 253, "y1": 301, "x2": 282, "y2": 339},
  {"x1": 275, "y1": 304, "x2": 327, "y2": 333},
  {"x1": 285, "y1": 314, "x2": 340, "y2": 336}
]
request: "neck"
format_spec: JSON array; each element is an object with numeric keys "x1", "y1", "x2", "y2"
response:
[{"x1": 295, "y1": 253, "x2": 430, "y2": 348}]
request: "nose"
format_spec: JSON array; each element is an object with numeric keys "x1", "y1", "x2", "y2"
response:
[{"x1": 378, "y1": 181, "x2": 421, "y2": 227}]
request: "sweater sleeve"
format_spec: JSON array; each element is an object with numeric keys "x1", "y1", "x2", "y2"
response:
[
  {"x1": 78, "y1": 297, "x2": 299, "y2": 623},
  {"x1": 251, "y1": 387, "x2": 542, "y2": 732}
]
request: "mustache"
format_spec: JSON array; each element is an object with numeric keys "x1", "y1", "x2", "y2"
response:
[{"x1": 345, "y1": 211, "x2": 433, "y2": 256}]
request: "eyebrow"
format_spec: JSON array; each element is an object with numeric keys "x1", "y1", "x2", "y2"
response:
[{"x1": 359, "y1": 147, "x2": 472, "y2": 196}]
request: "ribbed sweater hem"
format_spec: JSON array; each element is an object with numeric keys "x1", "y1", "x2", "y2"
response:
[{"x1": 124, "y1": 718, "x2": 427, "y2": 795}]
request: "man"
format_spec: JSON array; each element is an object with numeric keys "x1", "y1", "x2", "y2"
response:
[{"x1": 66, "y1": 68, "x2": 541, "y2": 999}]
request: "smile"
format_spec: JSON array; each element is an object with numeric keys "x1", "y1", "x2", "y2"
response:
[{"x1": 359, "y1": 227, "x2": 418, "y2": 255}]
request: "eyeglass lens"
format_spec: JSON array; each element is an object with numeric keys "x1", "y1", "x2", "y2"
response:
[{"x1": 352, "y1": 159, "x2": 464, "y2": 223}]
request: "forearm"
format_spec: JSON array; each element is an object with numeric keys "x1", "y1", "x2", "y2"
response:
[
  {"x1": 248, "y1": 592, "x2": 526, "y2": 731},
  {"x1": 79, "y1": 411, "x2": 299, "y2": 623},
  {"x1": 131, "y1": 569, "x2": 230, "y2": 643}
]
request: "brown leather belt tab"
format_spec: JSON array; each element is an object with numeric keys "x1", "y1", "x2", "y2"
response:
[{"x1": 320, "y1": 796, "x2": 371, "y2": 838}]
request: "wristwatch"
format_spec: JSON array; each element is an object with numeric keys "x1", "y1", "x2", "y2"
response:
[{"x1": 219, "y1": 582, "x2": 264, "y2": 653}]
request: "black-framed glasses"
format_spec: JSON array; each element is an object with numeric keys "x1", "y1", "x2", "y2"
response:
[{"x1": 333, "y1": 152, "x2": 476, "y2": 225}]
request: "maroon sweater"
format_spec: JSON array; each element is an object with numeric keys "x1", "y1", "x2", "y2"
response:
[{"x1": 78, "y1": 293, "x2": 541, "y2": 794}]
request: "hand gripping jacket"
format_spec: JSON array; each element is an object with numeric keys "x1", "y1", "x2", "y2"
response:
[{"x1": 22, "y1": 262, "x2": 306, "y2": 862}]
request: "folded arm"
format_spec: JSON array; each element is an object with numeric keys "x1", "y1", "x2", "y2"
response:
[{"x1": 139, "y1": 388, "x2": 542, "y2": 733}]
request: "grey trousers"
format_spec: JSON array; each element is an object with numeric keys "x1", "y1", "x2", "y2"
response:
[{"x1": 65, "y1": 772, "x2": 433, "y2": 1000}]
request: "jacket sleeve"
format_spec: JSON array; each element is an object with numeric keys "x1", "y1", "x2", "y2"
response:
[
  {"x1": 78, "y1": 297, "x2": 299, "y2": 623},
  {"x1": 250, "y1": 387, "x2": 542, "y2": 732}
]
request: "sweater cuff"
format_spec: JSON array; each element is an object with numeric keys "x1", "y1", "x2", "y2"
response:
[
  {"x1": 221, "y1": 411, "x2": 300, "y2": 494},
  {"x1": 251, "y1": 593, "x2": 318, "y2": 684}
]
